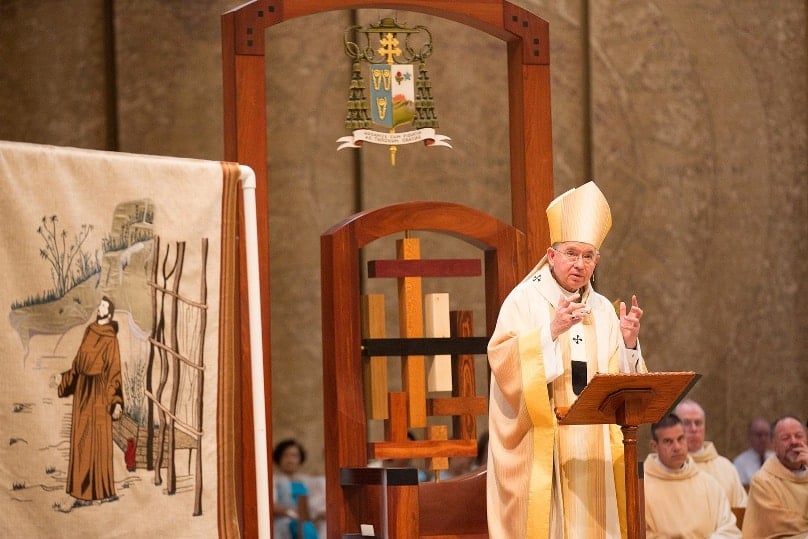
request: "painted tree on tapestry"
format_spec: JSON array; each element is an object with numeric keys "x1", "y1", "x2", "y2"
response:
[
  {"x1": 37, "y1": 216, "x2": 99, "y2": 301},
  {"x1": 9, "y1": 216, "x2": 100, "y2": 309}
]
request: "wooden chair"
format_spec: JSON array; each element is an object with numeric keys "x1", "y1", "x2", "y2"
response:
[{"x1": 321, "y1": 201, "x2": 526, "y2": 537}]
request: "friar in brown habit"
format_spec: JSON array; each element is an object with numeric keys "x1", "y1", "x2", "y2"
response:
[{"x1": 57, "y1": 295, "x2": 124, "y2": 504}]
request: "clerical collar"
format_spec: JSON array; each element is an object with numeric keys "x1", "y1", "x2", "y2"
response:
[{"x1": 659, "y1": 460, "x2": 687, "y2": 474}]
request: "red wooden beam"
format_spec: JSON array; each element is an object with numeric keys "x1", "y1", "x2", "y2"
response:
[{"x1": 367, "y1": 258, "x2": 482, "y2": 278}]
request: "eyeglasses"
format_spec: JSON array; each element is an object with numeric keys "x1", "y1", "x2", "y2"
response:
[{"x1": 552, "y1": 247, "x2": 598, "y2": 266}]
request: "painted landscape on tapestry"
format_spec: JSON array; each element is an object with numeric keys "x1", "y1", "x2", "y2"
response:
[{"x1": 2, "y1": 199, "x2": 214, "y2": 536}]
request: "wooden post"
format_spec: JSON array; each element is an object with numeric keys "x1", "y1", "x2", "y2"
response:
[
  {"x1": 362, "y1": 294, "x2": 389, "y2": 419},
  {"x1": 450, "y1": 310, "x2": 478, "y2": 441},
  {"x1": 426, "y1": 425, "x2": 449, "y2": 477},
  {"x1": 397, "y1": 238, "x2": 427, "y2": 427}
]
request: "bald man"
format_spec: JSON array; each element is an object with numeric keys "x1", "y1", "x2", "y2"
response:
[
  {"x1": 674, "y1": 399, "x2": 747, "y2": 507},
  {"x1": 742, "y1": 416, "x2": 808, "y2": 538}
]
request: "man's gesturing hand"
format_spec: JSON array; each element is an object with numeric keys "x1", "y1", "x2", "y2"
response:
[{"x1": 620, "y1": 295, "x2": 643, "y2": 349}]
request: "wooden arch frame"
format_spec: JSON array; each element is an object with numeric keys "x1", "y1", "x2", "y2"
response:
[
  {"x1": 221, "y1": 1, "x2": 555, "y2": 535},
  {"x1": 320, "y1": 200, "x2": 527, "y2": 535}
]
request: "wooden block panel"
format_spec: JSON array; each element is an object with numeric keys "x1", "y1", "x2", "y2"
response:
[
  {"x1": 425, "y1": 293, "x2": 452, "y2": 392},
  {"x1": 451, "y1": 310, "x2": 479, "y2": 441},
  {"x1": 339, "y1": 467, "x2": 419, "y2": 486},
  {"x1": 385, "y1": 483, "x2": 420, "y2": 538},
  {"x1": 419, "y1": 468, "x2": 488, "y2": 536},
  {"x1": 384, "y1": 391, "x2": 410, "y2": 443},
  {"x1": 371, "y1": 439, "x2": 477, "y2": 460},
  {"x1": 362, "y1": 294, "x2": 388, "y2": 419},
  {"x1": 397, "y1": 237, "x2": 427, "y2": 427},
  {"x1": 401, "y1": 355, "x2": 426, "y2": 427},
  {"x1": 341, "y1": 480, "x2": 419, "y2": 539},
  {"x1": 426, "y1": 396, "x2": 488, "y2": 417},
  {"x1": 361, "y1": 337, "x2": 489, "y2": 356},
  {"x1": 426, "y1": 425, "x2": 448, "y2": 473}
]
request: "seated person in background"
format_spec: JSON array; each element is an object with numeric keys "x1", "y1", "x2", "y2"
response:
[
  {"x1": 272, "y1": 438, "x2": 320, "y2": 539},
  {"x1": 476, "y1": 430, "x2": 488, "y2": 468},
  {"x1": 742, "y1": 416, "x2": 808, "y2": 539},
  {"x1": 436, "y1": 430, "x2": 489, "y2": 480},
  {"x1": 644, "y1": 414, "x2": 742, "y2": 538},
  {"x1": 675, "y1": 399, "x2": 748, "y2": 507},
  {"x1": 733, "y1": 416, "x2": 775, "y2": 488},
  {"x1": 305, "y1": 474, "x2": 327, "y2": 539},
  {"x1": 437, "y1": 455, "x2": 477, "y2": 480}
]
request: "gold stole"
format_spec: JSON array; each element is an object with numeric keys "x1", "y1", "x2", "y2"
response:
[
  {"x1": 521, "y1": 329, "x2": 555, "y2": 538},
  {"x1": 552, "y1": 313, "x2": 608, "y2": 538}
]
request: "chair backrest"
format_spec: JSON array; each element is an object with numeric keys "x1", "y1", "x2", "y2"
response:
[
  {"x1": 321, "y1": 201, "x2": 526, "y2": 537},
  {"x1": 419, "y1": 467, "x2": 488, "y2": 537}
]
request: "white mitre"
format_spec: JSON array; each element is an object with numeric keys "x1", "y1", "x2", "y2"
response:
[{"x1": 522, "y1": 181, "x2": 613, "y2": 282}]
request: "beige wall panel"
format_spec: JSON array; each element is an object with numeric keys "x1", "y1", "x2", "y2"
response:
[
  {"x1": 264, "y1": 10, "x2": 357, "y2": 471},
  {"x1": 589, "y1": 0, "x2": 807, "y2": 458},
  {"x1": 523, "y1": 0, "x2": 590, "y2": 190},
  {"x1": 1, "y1": 0, "x2": 805, "y2": 478},
  {"x1": 355, "y1": 11, "x2": 511, "y2": 217},
  {"x1": 0, "y1": 1, "x2": 108, "y2": 149},
  {"x1": 114, "y1": 1, "x2": 242, "y2": 159}
]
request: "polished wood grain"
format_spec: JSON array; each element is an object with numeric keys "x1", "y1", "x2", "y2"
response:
[
  {"x1": 222, "y1": 1, "x2": 552, "y2": 535},
  {"x1": 362, "y1": 294, "x2": 389, "y2": 420},
  {"x1": 398, "y1": 238, "x2": 428, "y2": 428},
  {"x1": 420, "y1": 468, "x2": 488, "y2": 537},
  {"x1": 368, "y1": 259, "x2": 482, "y2": 278},
  {"x1": 322, "y1": 201, "x2": 524, "y2": 537},
  {"x1": 451, "y1": 310, "x2": 479, "y2": 442},
  {"x1": 557, "y1": 372, "x2": 700, "y2": 539}
]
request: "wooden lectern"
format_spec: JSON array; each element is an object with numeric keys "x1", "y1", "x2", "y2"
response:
[{"x1": 556, "y1": 372, "x2": 700, "y2": 539}]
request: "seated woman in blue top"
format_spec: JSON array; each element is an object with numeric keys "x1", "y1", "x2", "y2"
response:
[{"x1": 272, "y1": 438, "x2": 320, "y2": 539}]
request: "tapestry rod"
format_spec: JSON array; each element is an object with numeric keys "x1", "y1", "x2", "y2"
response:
[{"x1": 240, "y1": 165, "x2": 270, "y2": 539}]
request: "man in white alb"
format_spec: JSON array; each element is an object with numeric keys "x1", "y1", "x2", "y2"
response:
[
  {"x1": 644, "y1": 414, "x2": 742, "y2": 538},
  {"x1": 675, "y1": 399, "x2": 747, "y2": 507}
]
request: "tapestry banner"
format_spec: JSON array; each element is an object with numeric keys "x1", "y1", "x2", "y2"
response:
[{"x1": 0, "y1": 141, "x2": 240, "y2": 538}]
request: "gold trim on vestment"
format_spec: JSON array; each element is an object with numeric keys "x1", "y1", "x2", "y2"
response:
[{"x1": 519, "y1": 329, "x2": 555, "y2": 538}]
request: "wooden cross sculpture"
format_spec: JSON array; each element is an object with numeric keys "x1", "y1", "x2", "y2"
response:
[{"x1": 361, "y1": 235, "x2": 488, "y2": 480}]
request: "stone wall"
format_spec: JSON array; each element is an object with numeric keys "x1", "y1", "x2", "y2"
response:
[{"x1": 1, "y1": 0, "x2": 805, "y2": 474}]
